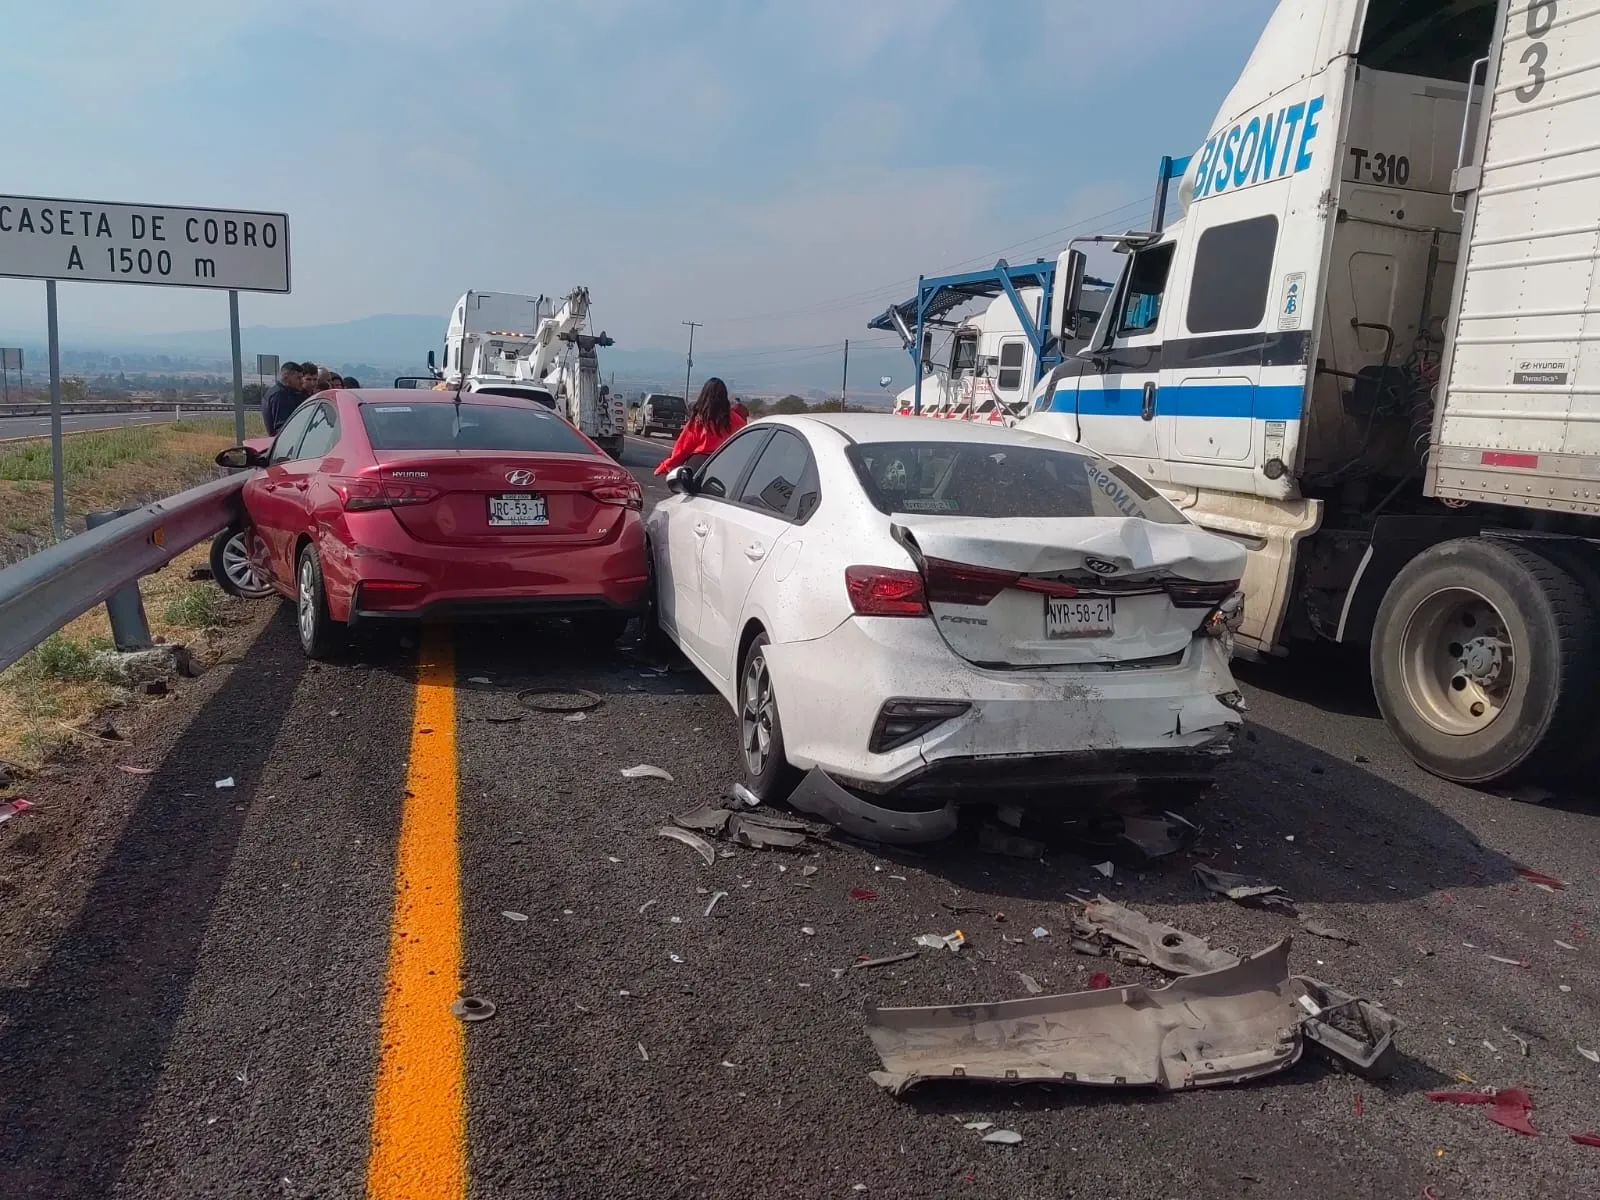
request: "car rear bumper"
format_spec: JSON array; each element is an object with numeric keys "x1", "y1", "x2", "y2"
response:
[
  {"x1": 324, "y1": 511, "x2": 649, "y2": 623},
  {"x1": 761, "y1": 615, "x2": 1242, "y2": 798}
]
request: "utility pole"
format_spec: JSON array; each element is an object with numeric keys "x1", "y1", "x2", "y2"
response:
[
  {"x1": 840, "y1": 339, "x2": 850, "y2": 411},
  {"x1": 681, "y1": 320, "x2": 702, "y2": 402}
]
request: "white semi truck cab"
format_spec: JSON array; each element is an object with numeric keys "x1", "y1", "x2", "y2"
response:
[{"x1": 999, "y1": 0, "x2": 1600, "y2": 785}]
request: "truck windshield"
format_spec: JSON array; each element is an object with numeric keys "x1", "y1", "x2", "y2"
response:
[
  {"x1": 360, "y1": 401, "x2": 596, "y2": 454},
  {"x1": 848, "y1": 440, "x2": 1188, "y2": 523}
]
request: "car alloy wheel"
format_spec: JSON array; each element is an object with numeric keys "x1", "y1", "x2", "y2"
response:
[
  {"x1": 741, "y1": 648, "x2": 777, "y2": 777},
  {"x1": 220, "y1": 529, "x2": 273, "y2": 598},
  {"x1": 297, "y1": 555, "x2": 318, "y2": 648}
]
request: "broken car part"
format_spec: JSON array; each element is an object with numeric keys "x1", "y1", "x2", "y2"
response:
[
  {"x1": 1192, "y1": 863, "x2": 1295, "y2": 910},
  {"x1": 865, "y1": 940, "x2": 1301, "y2": 1095},
  {"x1": 1080, "y1": 896, "x2": 1236, "y2": 976},
  {"x1": 1292, "y1": 977, "x2": 1400, "y2": 1081},
  {"x1": 658, "y1": 825, "x2": 717, "y2": 867},
  {"x1": 673, "y1": 805, "x2": 732, "y2": 835},
  {"x1": 622, "y1": 764, "x2": 674, "y2": 782},
  {"x1": 1426, "y1": 1087, "x2": 1538, "y2": 1137},
  {"x1": 728, "y1": 814, "x2": 807, "y2": 850},
  {"x1": 787, "y1": 768, "x2": 956, "y2": 845},
  {"x1": 451, "y1": 995, "x2": 497, "y2": 1023}
]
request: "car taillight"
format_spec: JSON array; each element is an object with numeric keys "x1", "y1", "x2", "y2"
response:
[
  {"x1": 333, "y1": 478, "x2": 438, "y2": 511},
  {"x1": 845, "y1": 565, "x2": 928, "y2": 616},
  {"x1": 922, "y1": 557, "x2": 1020, "y2": 606},
  {"x1": 1165, "y1": 579, "x2": 1241, "y2": 609},
  {"x1": 590, "y1": 478, "x2": 643, "y2": 510},
  {"x1": 869, "y1": 699, "x2": 972, "y2": 753}
]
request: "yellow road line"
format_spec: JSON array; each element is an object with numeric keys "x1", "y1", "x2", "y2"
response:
[{"x1": 367, "y1": 628, "x2": 466, "y2": 1199}]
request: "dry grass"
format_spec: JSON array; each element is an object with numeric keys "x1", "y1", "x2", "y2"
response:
[{"x1": 0, "y1": 416, "x2": 271, "y2": 769}]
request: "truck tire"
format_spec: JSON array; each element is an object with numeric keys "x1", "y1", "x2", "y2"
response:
[
  {"x1": 1517, "y1": 539, "x2": 1600, "y2": 774},
  {"x1": 1371, "y1": 537, "x2": 1599, "y2": 784}
]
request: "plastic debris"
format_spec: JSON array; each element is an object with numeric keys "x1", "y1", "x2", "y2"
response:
[
  {"x1": 724, "y1": 782, "x2": 761, "y2": 808},
  {"x1": 1515, "y1": 866, "x2": 1566, "y2": 892},
  {"x1": 637, "y1": 1042, "x2": 649, "y2": 1061},
  {"x1": 1556, "y1": 940, "x2": 1578, "y2": 951},
  {"x1": 981, "y1": 1130, "x2": 1022, "y2": 1145},
  {"x1": 802, "y1": 865, "x2": 819, "y2": 877},
  {"x1": 501, "y1": 911, "x2": 528, "y2": 922},
  {"x1": 1092, "y1": 861, "x2": 1115, "y2": 878},
  {"x1": 519, "y1": 688, "x2": 603, "y2": 713},
  {"x1": 849, "y1": 887, "x2": 879, "y2": 901},
  {"x1": 1297, "y1": 915, "x2": 1358, "y2": 946},
  {"x1": 1116, "y1": 812, "x2": 1199, "y2": 861},
  {"x1": 1354, "y1": 1093, "x2": 1363, "y2": 1117},
  {"x1": 1485, "y1": 955, "x2": 1529, "y2": 967},
  {"x1": 1426, "y1": 1087, "x2": 1538, "y2": 1136},
  {"x1": 1017, "y1": 972, "x2": 1043, "y2": 995},
  {"x1": 704, "y1": 891, "x2": 727, "y2": 917},
  {"x1": 728, "y1": 815, "x2": 808, "y2": 850},
  {"x1": 467, "y1": 676, "x2": 491, "y2": 684},
  {"x1": 1088, "y1": 971, "x2": 1112, "y2": 989},
  {"x1": 1572, "y1": 1132, "x2": 1600, "y2": 1148},
  {"x1": 119, "y1": 765, "x2": 155, "y2": 776},
  {"x1": 1502, "y1": 1027, "x2": 1530, "y2": 1057},
  {"x1": 1032, "y1": 926, "x2": 1050, "y2": 940},
  {"x1": 914, "y1": 931, "x2": 966, "y2": 952},
  {"x1": 623, "y1": 764, "x2": 674, "y2": 782},
  {"x1": 674, "y1": 805, "x2": 733, "y2": 835},
  {"x1": 669, "y1": 916, "x2": 682, "y2": 924},
  {"x1": 1079, "y1": 896, "x2": 1237, "y2": 976},
  {"x1": 963, "y1": 1121, "x2": 994, "y2": 1131},
  {"x1": 214, "y1": 777, "x2": 235, "y2": 790},
  {"x1": 638, "y1": 899, "x2": 658, "y2": 915},
  {"x1": 977, "y1": 824, "x2": 1045, "y2": 860},
  {"x1": 450, "y1": 995, "x2": 496, "y2": 1023},
  {"x1": 564, "y1": 712, "x2": 587, "y2": 724},
  {"x1": 0, "y1": 797, "x2": 37, "y2": 824},
  {"x1": 1193, "y1": 863, "x2": 1294, "y2": 910},
  {"x1": 853, "y1": 951, "x2": 918, "y2": 970},
  {"x1": 801, "y1": 926, "x2": 816, "y2": 937},
  {"x1": 658, "y1": 825, "x2": 716, "y2": 867},
  {"x1": 1578, "y1": 1046, "x2": 1599, "y2": 1064}
]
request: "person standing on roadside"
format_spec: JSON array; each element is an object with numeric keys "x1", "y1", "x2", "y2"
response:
[
  {"x1": 262, "y1": 362, "x2": 308, "y2": 436},
  {"x1": 655, "y1": 377, "x2": 746, "y2": 476},
  {"x1": 299, "y1": 362, "x2": 322, "y2": 396}
]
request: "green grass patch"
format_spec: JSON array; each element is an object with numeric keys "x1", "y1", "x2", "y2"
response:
[
  {"x1": 163, "y1": 583, "x2": 225, "y2": 629},
  {"x1": 0, "y1": 415, "x2": 260, "y2": 483}
]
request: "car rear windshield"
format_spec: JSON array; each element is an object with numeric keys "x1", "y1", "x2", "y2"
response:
[
  {"x1": 359, "y1": 401, "x2": 596, "y2": 454},
  {"x1": 848, "y1": 440, "x2": 1187, "y2": 523},
  {"x1": 650, "y1": 396, "x2": 685, "y2": 413}
]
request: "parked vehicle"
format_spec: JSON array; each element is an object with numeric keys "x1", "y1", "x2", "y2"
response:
[
  {"x1": 633, "y1": 393, "x2": 687, "y2": 438},
  {"x1": 644, "y1": 413, "x2": 1247, "y2": 842},
  {"x1": 215, "y1": 388, "x2": 647, "y2": 658}
]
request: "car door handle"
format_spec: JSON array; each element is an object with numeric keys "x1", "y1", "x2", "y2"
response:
[
  {"x1": 744, "y1": 543, "x2": 766, "y2": 561},
  {"x1": 693, "y1": 522, "x2": 709, "y2": 538},
  {"x1": 1141, "y1": 381, "x2": 1157, "y2": 422}
]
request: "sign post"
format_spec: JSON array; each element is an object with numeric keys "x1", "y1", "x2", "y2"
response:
[
  {"x1": 0, "y1": 195, "x2": 290, "y2": 539},
  {"x1": 0, "y1": 347, "x2": 20, "y2": 404}
]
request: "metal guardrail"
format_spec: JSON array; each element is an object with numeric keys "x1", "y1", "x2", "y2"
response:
[
  {"x1": 0, "y1": 473, "x2": 249, "y2": 674},
  {"x1": 0, "y1": 402, "x2": 237, "y2": 417}
]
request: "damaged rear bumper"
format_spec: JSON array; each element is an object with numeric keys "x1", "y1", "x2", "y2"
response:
[{"x1": 866, "y1": 940, "x2": 1302, "y2": 1094}]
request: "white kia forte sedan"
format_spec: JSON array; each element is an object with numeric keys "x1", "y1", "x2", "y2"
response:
[{"x1": 645, "y1": 413, "x2": 1248, "y2": 843}]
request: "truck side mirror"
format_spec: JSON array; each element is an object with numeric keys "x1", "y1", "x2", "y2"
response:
[
  {"x1": 427, "y1": 350, "x2": 436, "y2": 370},
  {"x1": 1052, "y1": 248, "x2": 1088, "y2": 340}
]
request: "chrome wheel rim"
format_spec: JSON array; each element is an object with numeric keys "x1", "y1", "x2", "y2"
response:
[
  {"x1": 1399, "y1": 586, "x2": 1515, "y2": 736},
  {"x1": 297, "y1": 557, "x2": 316, "y2": 647},
  {"x1": 222, "y1": 530, "x2": 273, "y2": 597},
  {"x1": 741, "y1": 650, "x2": 776, "y2": 776}
]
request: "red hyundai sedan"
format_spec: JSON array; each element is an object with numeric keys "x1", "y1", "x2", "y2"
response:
[{"x1": 216, "y1": 388, "x2": 648, "y2": 658}]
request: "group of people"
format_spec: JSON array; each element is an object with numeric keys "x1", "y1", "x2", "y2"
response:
[
  {"x1": 261, "y1": 361, "x2": 363, "y2": 436},
  {"x1": 655, "y1": 378, "x2": 750, "y2": 476}
]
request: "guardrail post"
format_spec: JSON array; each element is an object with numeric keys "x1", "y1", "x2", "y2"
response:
[{"x1": 84, "y1": 509, "x2": 154, "y2": 651}]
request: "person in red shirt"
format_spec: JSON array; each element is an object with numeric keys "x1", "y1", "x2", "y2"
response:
[{"x1": 656, "y1": 376, "x2": 747, "y2": 475}]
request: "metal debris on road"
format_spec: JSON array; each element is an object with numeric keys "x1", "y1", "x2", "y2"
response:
[
  {"x1": 0, "y1": 797, "x2": 37, "y2": 824},
  {"x1": 1193, "y1": 863, "x2": 1295, "y2": 910},
  {"x1": 519, "y1": 688, "x2": 604, "y2": 713},
  {"x1": 1017, "y1": 973, "x2": 1043, "y2": 995},
  {"x1": 1297, "y1": 915, "x2": 1359, "y2": 945},
  {"x1": 501, "y1": 911, "x2": 529, "y2": 922},
  {"x1": 658, "y1": 825, "x2": 717, "y2": 867},
  {"x1": 451, "y1": 995, "x2": 497, "y2": 1022},
  {"x1": 866, "y1": 942, "x2": 1301, "y2": 1095},
  {"x1": 704, "y1": 891, "x2": 727, "y2": 917},
  {"x1": 214, "y1": 777, "x2": 235, "y2": 790},
  {"x1": 977, "y1": 824, "x2": 1045, "y2": 860},
  {"x1": 853, "y1": 951, "x2": 918, "y2": 970},
  {"x1": 1426, "y1": 1087, "x2": 1538, "y2": 1136},
  {"x1": 981, "y1": 1130, "x2": 1022, "y2": 1145},
  {"x1": 623, "y1": 764, "x2": 674, "y2": 782},
  {"x1": 914, "y1": 931, "x2": 966, "y2": 952}
]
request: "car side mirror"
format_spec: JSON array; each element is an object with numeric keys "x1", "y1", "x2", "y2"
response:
[
  {"x1": 216, "y1": 445, "x2": 265, "y2": 470},
  {"x1": 666, "y1": 465, "x2": 698, "y2": 495}
]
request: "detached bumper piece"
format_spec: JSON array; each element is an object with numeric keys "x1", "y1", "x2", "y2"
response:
[
  {"x1": 788, "y1": 768, "x2": 957, "y2": 845},
  {"x1": 866, "y1": 941, "x2": 1301, "y2": 1095}
]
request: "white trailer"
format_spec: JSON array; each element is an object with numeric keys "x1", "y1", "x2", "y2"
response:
[{"x1": 974, "y1": 0, "x2": 1600, "y2": 785}]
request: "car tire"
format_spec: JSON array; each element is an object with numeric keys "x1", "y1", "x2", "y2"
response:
[
  {"x1": 295, "y1": 543, "x2": 345, "y2": 660},
  {"x1": 572, "y1": 612, "x2": 629, "y2": 646},
  {"x1": 1371, "y1": 537, "x2": 1599, "y2": 785},
  {"x1": 211, "y1": 525, "x2": 274, "y2": 600},
  {"x1": 739, "y1": 632, "x2": 799, "y2": 803}
]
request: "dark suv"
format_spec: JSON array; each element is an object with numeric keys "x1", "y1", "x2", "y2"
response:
[{"x1": 636, "y1": 393, "x2": 686, "y2": 437}]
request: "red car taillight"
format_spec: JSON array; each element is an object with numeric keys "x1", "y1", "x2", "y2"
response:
[
  {"x1": 922, "y1": 557, "x2": 1020, "y2": 605},
  {"x1": 845, "y1": 566, "x2": 928, "y2": 617},
  {"x1": 333, "y1": 478, "x2": 438, "y2": 511},
  {"x1": 1165, "y1": 579, "x2": 1241, "y2": 609},
  {"x1": 590, "y1": 477, "x2": 643, "y2": 510}
]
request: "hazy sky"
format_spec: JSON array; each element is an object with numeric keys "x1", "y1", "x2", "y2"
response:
[{"x1": 0, "y1": 0, "x2": 1277, "y2": 355}]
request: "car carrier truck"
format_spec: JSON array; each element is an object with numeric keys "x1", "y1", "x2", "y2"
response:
[{"x1": 876, "y1": 0, "x2": 1600, "y2": 787}]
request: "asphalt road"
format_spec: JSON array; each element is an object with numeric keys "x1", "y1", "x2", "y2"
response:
[
  {"x1": 3, "y1": 434, "x2": 1599, "y2": 1199},
  {"x1": 0, "y1": 410, "x2": 206, "y2": 440}
]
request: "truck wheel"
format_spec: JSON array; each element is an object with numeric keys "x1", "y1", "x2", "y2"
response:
[
  {"x1": 1371, "y1": 538, "x2": 1599, "y2": 784},
  {"x1": 1517, "y1": 540, "x2": 1600, "y2": 774}
]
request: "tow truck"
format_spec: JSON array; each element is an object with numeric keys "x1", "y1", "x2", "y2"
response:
[
  {"x1": 401, "y1": 287, "x2": 626, "y2": 459},
  {"x1": 874, "y1": 0, "x2": 1600, "y2": 787}
]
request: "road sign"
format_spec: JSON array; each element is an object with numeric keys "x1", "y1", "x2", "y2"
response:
[
  {"x1": 1, "y1": 348, "x2": 20, "y2": 370},
  {"x1": 0, "y1": 195, "x2": 290, "y2": 292},
  {"x1": 257, "y1": 353, "x2": 280, "y2": 377}
]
